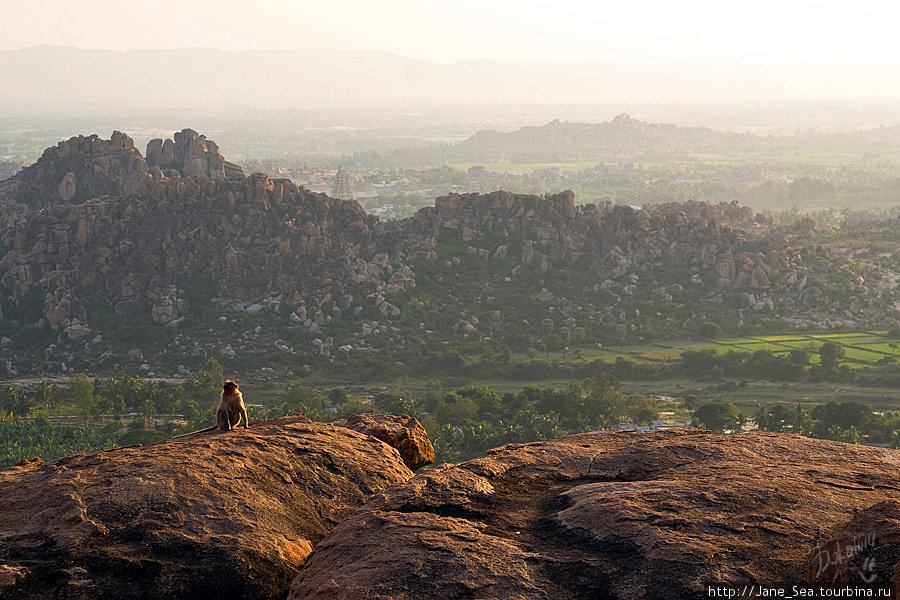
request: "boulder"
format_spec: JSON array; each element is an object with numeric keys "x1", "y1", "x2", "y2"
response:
[
  {"x1": 57, "y1": 172, "x2": 76, "y2": 202},
  {"x1": 150, "y1": 300, "x2": 176, "y2": 325},
  {"x1": 0, "y1": 416, "x2": 414, "y2": 600},
  {"x1": 289, "y1": 430, "x2": 900, "y2": 598},
  {"x1": 63, "y1": 323, "x2": 91, "y2": 342},
  {"x1": 334, "y1": 413, "x2": 435, "y2": 471}
]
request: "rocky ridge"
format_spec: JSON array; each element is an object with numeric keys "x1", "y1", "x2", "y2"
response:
[
  {"x1": 289, "y1": 429, "x2": 900, "y2": 598},
  {"x1": 410, "y1": 190, "x2": 793, "y2": 290},
  {"x1": 0, "y1": 414, "x2": 432, "y2": 600},
  {"x1": 0, "y1": 130, "x2": 885, "y2": 374}
]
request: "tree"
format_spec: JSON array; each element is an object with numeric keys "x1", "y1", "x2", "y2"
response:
[
  {"x1": 755, "y1": 403, "x2": 792, "y2": 432},
  {"x1": 140, "y1": 398, "x2": 156, "y2": 428},
  {"x1": 583, "y1": 373, "x2": 627, "y2": 429},
  {"x1": 179, "y1": 398, "x2": 202, "y2": 428},
  {"x1": 69, "y1": 374, "x2": 97, "y2": 425},
  {"x1": 433, "y1": 393, "x2": 479, "y2": 425},
  {"x1": 559, "y1": 327, "x2": 571, "y2": 357},
  {"x1": 694, "y1": 321, "x2": 722, "y2": 340},
  {"x1": 810, "y1": 400, "x2": 868, "y2": 438},
  {"x1": 628, "y1": 395, "x2": 659, "y2": 425},
  {"x1": 616, "y1": 324, "x2": 628, "y2": 352},
  {"x1": 830, "y1": 425, "x2": 861, "y2": 444},
  {"x1": 327, "y1": 388, "x2": 349, "y2": 407},
  {"x1": 789, "y1": 348, "x2": 810, "y2": 365},
  {"x1": 374, "y1": 391, "x2": 416, "y2": 416},
  {"x1": 110, "y1": 393, "x2": 126, "y2": 418},
  {"x1": 692, "y1": 401, "x2": 741, "y2": 433},
  {"x1": 572, "y1": 327, "x2": 586, "y2": 348},
  {"x1": 337, "y1": 395, "x2": 371, "y2": 418},
  {"x1": 375, "y1": 378, "x2": 416, "y2": 416},
  {"x1": 792, "y1": 403, "x2": 810, "y2": 435},
  {"x1": 541, "y1": 319, "x2": 555, "y2": 357},
  {"x1": 682, "y1": 394, "x2": 698, "y2": 413},
  {"x1": 191, "y1": 358, "x2": 225, "y2": 408},
  {"x1": 36, "y1": 380, "x2": 63, "y2": 415},
  {"x1": 0, "y1": 387, "x2": 31, "y2": 420},
  {"x1": 155, "y1": 385, "x2": 184, "y2": 416},
  {"x1": 274, "y1": 386, "x2": 328, "y2": 420},
  {"x1": 818, "y1": 342, "x2": 845, "y2": 371}
]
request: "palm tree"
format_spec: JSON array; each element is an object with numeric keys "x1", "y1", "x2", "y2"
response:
[
  {"x1": 792, "y1": 403, "x2": 809, "y2": 435},
  {"x1": 753, "y1": 403, "x2": 770, "y2": 431}
]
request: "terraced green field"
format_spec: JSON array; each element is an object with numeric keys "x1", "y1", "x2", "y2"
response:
[{"x1": 546, "y1": 331, "x2": 900, "y2": 367}]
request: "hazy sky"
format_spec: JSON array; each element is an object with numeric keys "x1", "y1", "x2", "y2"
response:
[{"x1": 3, "y1": 0, "x2": 899, "y2": 64}]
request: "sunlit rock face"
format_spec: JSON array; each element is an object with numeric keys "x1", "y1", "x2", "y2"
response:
[
  {"x1": 289, "y1": 429, "x2": 900, "y2": 598},
  {"x1": 0, "y1": 415, "x2": 416, "y2": 600}
]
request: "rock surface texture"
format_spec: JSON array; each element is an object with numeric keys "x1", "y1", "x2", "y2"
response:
[
  {"x1": 0, "y1": 415, "x2": 414, "y2": 600},
  {"x1": 289, "y1": 429, "x2": 900, "y2": 599}
]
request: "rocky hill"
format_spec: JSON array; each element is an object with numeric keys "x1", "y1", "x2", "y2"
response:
[
  {"x1": 0, "y1": 130, "x2": 413, "y2": 370},
  {"x1": 2, "y1": 421, "x2": 897, "y2": 598},
  {"x1": 0, "y1": 413, "x2": 433, "y2": 600},
  {"x1": 0, "y1": 130, "x2": 891, "y2": 376}
]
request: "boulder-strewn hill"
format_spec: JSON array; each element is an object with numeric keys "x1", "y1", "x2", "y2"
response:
[
  {"x1": 0, "y1": 130, "x2": 892, "y2": 376},
  {"x1": 0, "y1": 414, "x2": 433, "y2": 600},
  {"x1": 0, "y1": 129, "x2": 397, "y2": 331},
  {"x1": 290, "y1": 429, "x2": 900, "y2": 598}
]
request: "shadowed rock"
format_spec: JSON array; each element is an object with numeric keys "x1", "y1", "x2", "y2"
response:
[
  {"x1": 0, "y1": 415, "x2": 414, "y2": 600},
  {"x1": 289, "y1": 429, "x2": 900, "y2": 599},
  {"x1": 334, "y1": 413, "x2": 435, "y2": 471}
]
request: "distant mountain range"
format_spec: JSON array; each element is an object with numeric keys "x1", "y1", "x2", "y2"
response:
[
  {"x1": 454, "y1": 113, "x2": 767, "y2": 159},
  {"x1": 3, "y1": 46, "x2": 900, "y2": 108}
]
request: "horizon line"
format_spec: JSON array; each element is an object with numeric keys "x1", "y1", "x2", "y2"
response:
[{"x1": 5, "y1": 45, "x2": 900, "y2": 68}]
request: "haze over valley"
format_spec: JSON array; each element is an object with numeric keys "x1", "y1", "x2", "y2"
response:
[{"x1": 3, "y1": 2, "x2": 900, "y2": 597}]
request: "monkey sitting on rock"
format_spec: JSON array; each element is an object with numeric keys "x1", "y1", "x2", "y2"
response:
[{"x1": 216, "y1": 380, "x2": 249, "y2": 431}]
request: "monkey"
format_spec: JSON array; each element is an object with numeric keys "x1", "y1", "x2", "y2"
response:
[{"x1": 216, "y1": 380, "x2": 249, "y2": 431}]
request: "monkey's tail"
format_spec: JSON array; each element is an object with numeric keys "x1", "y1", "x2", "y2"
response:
[{"x1": 170, "y1": 424, "x2": 218, "y2": 439}]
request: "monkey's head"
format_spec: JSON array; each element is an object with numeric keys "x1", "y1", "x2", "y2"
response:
[{"x1": 223, "y1": 380, "x2": 238, "y2": 393}]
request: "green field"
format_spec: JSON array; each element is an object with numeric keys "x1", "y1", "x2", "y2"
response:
[
  {"x1": 542, "y1": 331, "x2": 899, "y2": 368},
  {"x1": 504, "y1": 332, "x2": 900, "y2": 369}
]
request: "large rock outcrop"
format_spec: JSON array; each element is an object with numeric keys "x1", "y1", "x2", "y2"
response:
[
  {"x1": 0, "y1": 415, "x2": 414, "y2": 600},
  {"x1": 289, "y1": 429, "x2": 900, "y2": 598},
  {"x1": 146, "y1": 128, "x2": 244, "y2": 180}
]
